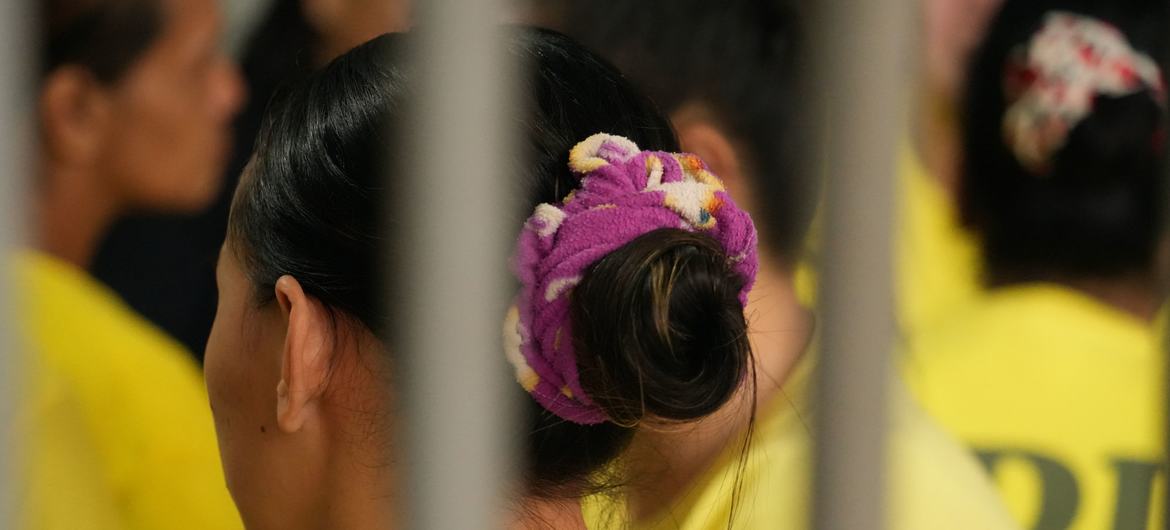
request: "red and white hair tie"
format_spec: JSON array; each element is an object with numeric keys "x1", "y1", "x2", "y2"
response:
[{"x1": 1003, "y1": 11, "x2": 1166, "y2": 174}]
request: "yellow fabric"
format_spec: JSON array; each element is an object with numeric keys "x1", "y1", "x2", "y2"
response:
[
  {"x1": 16, "y1": 338, "x2": 120, "y2": 530},
  {"x1": 583, "y1": 354, "x2": 1020, "y2": 530},
  {"x1": 790, "y1": 242, "x2": 819, "y2": 308},
  {"x1": 14, "y1": 251, "x2": 242, "y2": 530},
  {"x1": 904, "y1": 284, "x2": 1165, "y2": 530},
  {"x1": 789, "y1": 141, "x2": 975, "y2": 327},
  {"x1": 894, "y1": 144, "x2": 980, "y2": 336}
]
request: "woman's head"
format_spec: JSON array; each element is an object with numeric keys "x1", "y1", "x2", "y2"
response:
[
  {"x1": 923, "y1": 0, "x2": 1006, "y2": 99},
  {"x1": 205, "y1": 28, "x2": 754, "y2": 524},
  {"x1": 206, "y1": 35, "x2": 405, "y2": 528},
  {"x1": 960, "y1": 0, "x2": 1170, "y2": 284},
  {"x1": 510, "y1": 131, "x2": 758, "y2": 499},
  {"x1": 40, "y1": 0, "x2": 244, "y2": 212},
  {"x1": 556, "y1": 0, "x2": 814, "y2": 264}
]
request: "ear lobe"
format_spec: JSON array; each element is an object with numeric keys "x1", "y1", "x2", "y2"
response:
[
  {"x1": 39, "y1": 66, "x2": 110, "y2": 165},
  {"x1": 274, "y1": 275, "x2": 334, "y2": 434}
]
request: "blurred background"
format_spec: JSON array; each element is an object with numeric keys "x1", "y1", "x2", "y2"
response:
[{"x1": 4, "y1": 0, "x2": 1168, "y2": 529}]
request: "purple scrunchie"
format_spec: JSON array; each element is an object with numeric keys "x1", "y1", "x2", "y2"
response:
[{"x1": 504, "y1": 133, "x2": 759, "y2": 425}]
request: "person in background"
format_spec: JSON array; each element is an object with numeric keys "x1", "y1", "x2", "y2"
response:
[
  {"x1": 917, "y1": 0, "x2": 1008, "y2": 195},
  {"x1": 904, "y1": 1, "x2": 1169, "y2": 528},
  {"x1": 17, "y1": 0, "x2": 245, "y2": 527},
  {"x1": 90, "y1": 0, "x2": 410, "y2": 359},
  {"x1": 548, "y1": 1, "x2": 1020, "y2": 528},
  {"x1": 895, "y1": 0, "x2": 1005, "y2": 337},
  {"x1": 205, "y1": 29, "x2": 757, "y2": 529}
]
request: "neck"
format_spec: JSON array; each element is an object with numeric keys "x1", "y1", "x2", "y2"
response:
[
  {"x1": 251, "y1": 342, "x2": 400, "y2": 530},
  {"x1": 1066, "y1": 275, "x2": 1161, "y2": 323},
  {"x1": 36, "y1": 161, "x2": 119, "y2": 267},
  {"x1": 744, "y1": 259, "x2": 814, "y2": 398},
  {"x1": 623, "y1": 257, "x2": 812, "y2": 521},
  {"x1": 311, "y1": 355, "x2": 400, "y2": 530},
  {"x1": 315, "y1": 449, "x2": 398, "y2": 530},
  {"x1": 912, "y1": 83, "x2": 961, "y2": 196},
  {"x1": 990, "y1": 270, "x2": 1162, "y2": 323},
  {"x1": 291, "y1": 403, "x2": 399, "y2": 530},
  {"x1": 511, "y1": 497, "x2": 586, "y2": 530}
]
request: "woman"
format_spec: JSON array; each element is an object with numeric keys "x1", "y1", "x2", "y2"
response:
[
  {"x1": 18, "y1": 0, "x2": 245, "y2": 528},
  {"x1": 90, "y1": 0, "x2": 411, "y2": 358},
  {"x1": 205, "y1": 29, "x2": 758, "y2": 528},
  {"x1": 552, "y1": 1, "x2": 1019, "y2": 528},
  {"x1": 905, "y1": 1, "x2": 1169, "y2": 528}
]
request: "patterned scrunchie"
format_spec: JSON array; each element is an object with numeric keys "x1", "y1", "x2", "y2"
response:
[
  {"x1": 504, "y1": 133, "x2": 759, "y2": 425},
  {"x1": 1003, "y1": 11, "x2": 1167, "y2": 174}
]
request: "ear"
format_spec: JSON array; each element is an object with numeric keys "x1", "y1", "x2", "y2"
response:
[
  {"x1": 274, "y1": 275, "x2": 334, "y2": 433},
  {"x1": 39, "y1": 66, "x2": 111, "y2": 166},
  {"x1": 670, "y1": 112, "x2": 750, "y2": 203}
]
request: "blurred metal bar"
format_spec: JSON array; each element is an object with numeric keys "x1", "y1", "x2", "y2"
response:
[
  {"x1": 1163, "y1": 274, "x2": 1170, "y2": 500},
  {"x1": 810, "y1": 0, "x2": 912, "y2": 529},
  {"x1": 1163, "y1": 9, "x2": 1170, "y2": 528},
  {"x1": 0, "y1": 0, "x2": 32, "y2": 526},
  {"x1": 397, "y1": 3, "x2": 518, "y2": 530}
]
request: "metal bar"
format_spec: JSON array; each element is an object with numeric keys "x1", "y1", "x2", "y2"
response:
[
  {"x1": 1163, "y1": 7, "x2": 1170, "y2": 528},
  {"x1": 810, "y1": 1, "x2": 912, "y2": 529},
  {"x1": 0, "y1": 0, "x2": 32, "y2": 527},
  {"x1": 397, "y1": 3, "x2": 518, "y2": 530}
]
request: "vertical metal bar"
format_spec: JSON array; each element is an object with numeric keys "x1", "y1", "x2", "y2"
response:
[
  {"x1": 1160, "y1": 7, "x2": 1170, "y2": 524},
  {"x1": 1164, "y1": 291, "x2": 1169, "y2": 530},
  {"x1": 810, "y1": 1, "x2": 912, "y2": 529},
  {"x1": 0, "y1": 0, "x2": 32, "y2": 527},
  {"x1": 398, "y1": 3, "x2": 517, "y2": 530}
]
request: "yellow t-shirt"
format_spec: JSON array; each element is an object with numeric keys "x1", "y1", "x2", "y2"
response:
[
  {"x1": 584, "y1": 355, "x2": 1020, "y2": 530},
  {"x1": 14, "y1": 251, "x2": 242, "y2": 530},
  {"x1": 794, "y1": 142, "x2": 976, "y2": 331},
  {"x1": 894, "y1": 145, "x2": 980, "y2": 337},
  {"x1": 15, "y1": 336, "x2": 121, "y2": 530},
  {"x1": 903, "y1": 284, "x2": 1165, "y2": 530}
]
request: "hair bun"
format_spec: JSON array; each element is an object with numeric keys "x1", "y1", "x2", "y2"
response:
[{"x1": 570, "y1": 228, "x2": 751, "y2": 425}]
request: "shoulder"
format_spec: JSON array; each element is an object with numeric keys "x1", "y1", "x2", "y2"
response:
[
  {"x1": 14, "y1": 250, "x2": 205, "y2": 388},
  {"x1": 888, "y1": 376, "x2": 1021, "y2": 530}
]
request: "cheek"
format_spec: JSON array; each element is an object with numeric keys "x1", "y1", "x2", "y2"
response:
[
  {"x1": 204, "y1": 309, "x2": 248, "y2": 475},
  {"x1": 102, "y1": 70, "x2": 229, "y2": 212},
  {"x1": 204, "y1": 303, "x2": 280, "y2": 502},
  {"x1": 204, "y1": 313, "x2": 243, "y2": 438}
]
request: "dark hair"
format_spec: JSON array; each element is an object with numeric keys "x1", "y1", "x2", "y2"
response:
[
  {"x1": 229, "y1": 36, "x2": 402, "y2": 330},
  {"x1": 574, "y1": 229, "x2": 751, "y2": 425},
  {"x1": 43, "y1": 0, "x2": 164, "y2": 83},
  {"x1": 229, "y1": 28, "x2": 752, "y2": 505},
  {"x1": 554, "y1": 0, "x2": 814, "y2": 262},
  {"x1": 960, "y1": 0, "x2": 1170, "y2": 284}
]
